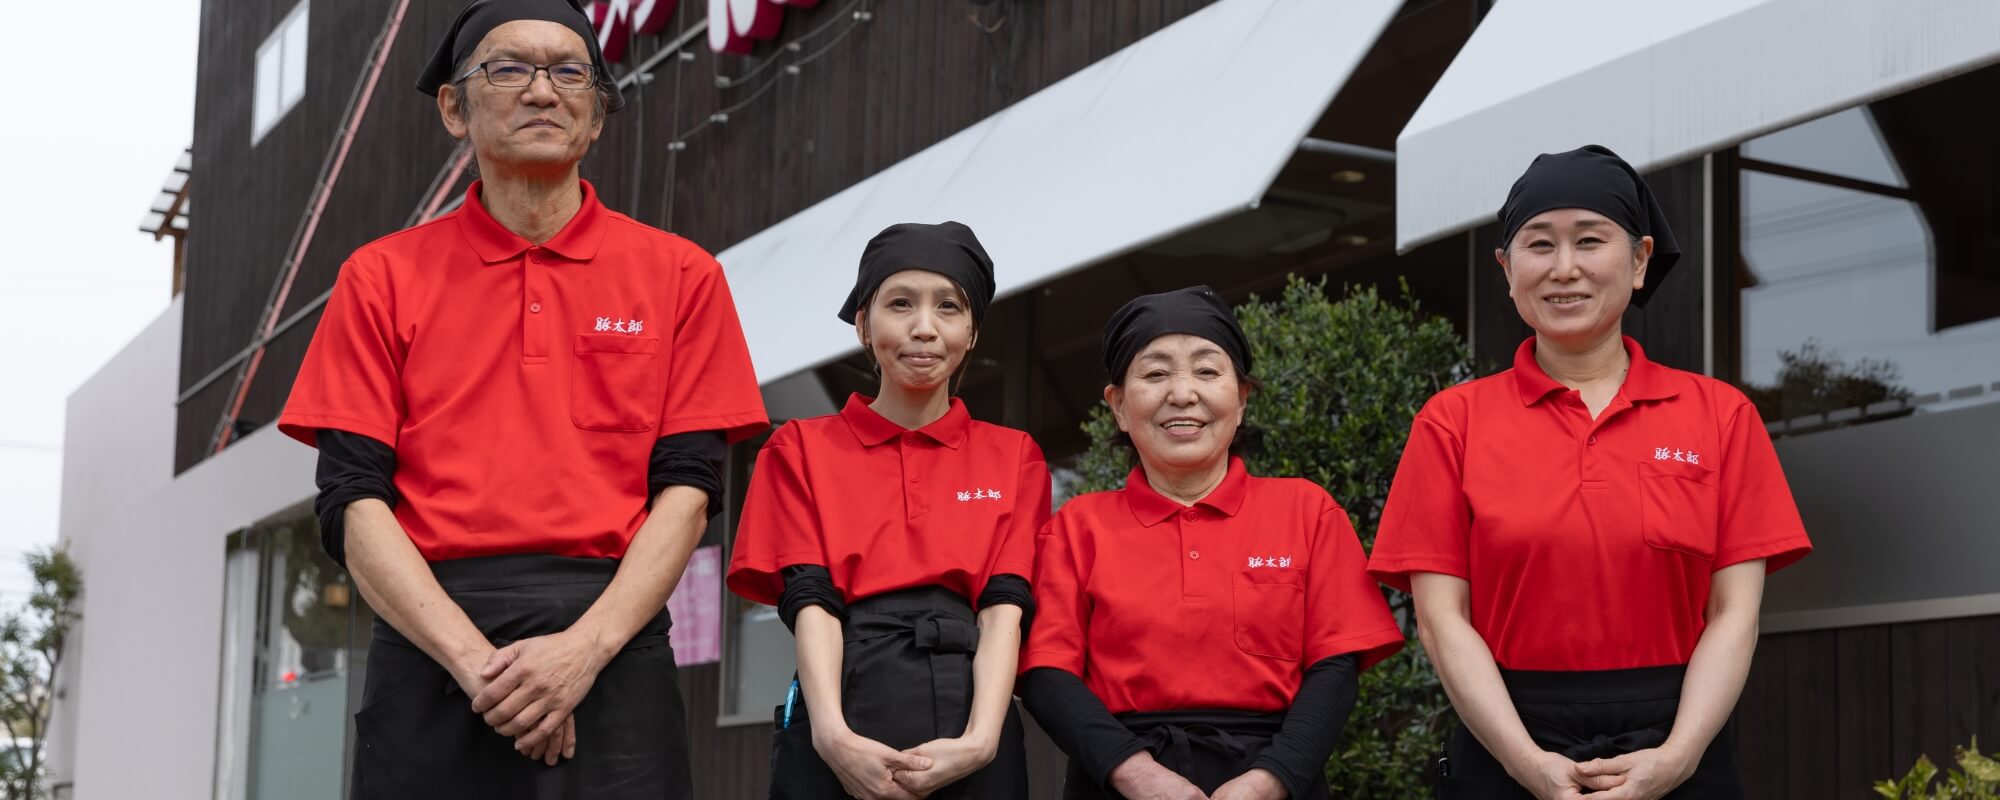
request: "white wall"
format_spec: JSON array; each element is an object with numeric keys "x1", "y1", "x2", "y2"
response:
[
  {"x1": 52, "y1": 300, "x2": 318, "y2": 800},
  {"x1": 49, "y1": 299, "x2": 182, "y2": 793}
]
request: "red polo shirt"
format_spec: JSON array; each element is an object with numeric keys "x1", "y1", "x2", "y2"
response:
[
  {"x1": 1368, "y1": 337, "x2": 1812, "y2": 671},
  {"x1": 278, "y1": 180, "x2": 768, "y2": 561},
  {"x1": 1023, "y1": 458, "x2": 1404, "y2": 715},
  {"x1": 726, "y1": 395, "x2": 1050, "y2": 606}
]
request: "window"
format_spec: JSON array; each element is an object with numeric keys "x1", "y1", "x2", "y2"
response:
[
  {"x1": 717, "y1": 433, "x2": 798, "y2": 725},
  {"x1": 1731, "y1": 62, "x2": 2000, "y2": 434},
  {"x1": 252, "y1": 1, "x2": 309, "y2": 144},
  {"x1": 212, "y1": 509, "x2": 369, "y2": 800}
]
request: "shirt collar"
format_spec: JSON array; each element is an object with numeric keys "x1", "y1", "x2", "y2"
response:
[
  {"x1": 454, "y1": 179, "x2": 609, "y2": 264},
  {"x1": 1123, "y1": 456, "x2": 1251, "y2": 527},
  {"x1": 1512, "y1": 335, "x2": 1680, "y2": 406},
  {"x1": 839, "y1": 393, "x2": 971, "y2": 450}
]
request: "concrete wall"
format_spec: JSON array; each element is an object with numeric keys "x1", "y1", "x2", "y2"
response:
[{"x1": 52, "y1": 298, "x2": 317, "y2": 800}]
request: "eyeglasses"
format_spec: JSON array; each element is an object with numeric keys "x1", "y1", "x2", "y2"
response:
[{"x1": 456, "y1": 60, "x2": 599, "y2": 90}]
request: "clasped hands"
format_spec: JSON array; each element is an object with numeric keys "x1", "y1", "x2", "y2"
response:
[
  {"x1": 1516, "y1": 745, "x2": 1697, "y2": 800},
  {"x1": 813, "y1": 725, "x2": 1000, "y2": 800},
  {"x1": 450, "y1": 626, "x2": 611, "y2": 766}
]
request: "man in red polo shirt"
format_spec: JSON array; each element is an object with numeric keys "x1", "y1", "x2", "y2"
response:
[{"x1": 277, "y1": 1, "x2": 765, "y2": 796}]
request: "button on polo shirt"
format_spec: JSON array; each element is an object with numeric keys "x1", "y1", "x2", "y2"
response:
[
  {"x1": 280, "y1": 180, "x2": 768, "y2": 561},
  {"x1": 726, "y1": 394, "x2": 1051, "y2": 607},
  {"x1": 1368, "y1": 337, "x2": 1812, "y2": 671},
  {"x1": 1023, "y1": 458, "x2": 1403, "y2": 715}
]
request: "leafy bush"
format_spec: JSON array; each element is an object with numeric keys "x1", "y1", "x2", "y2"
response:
[
  {"x1": 1876, "y1": 738, "x2": 2000, "y2": 799},
  {"x1": 1064, "y1": 276, "x2": 1471, "y2": 796}
]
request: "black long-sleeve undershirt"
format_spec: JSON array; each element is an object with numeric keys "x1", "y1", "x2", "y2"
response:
[
  {"x1": 1019, "y1": 654, "x2": 1360, "y2": 797},
  {"x1": 311, "y1": 428, "x2": 726, "y2": 568}
]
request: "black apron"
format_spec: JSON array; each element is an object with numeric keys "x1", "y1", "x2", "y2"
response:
[
  {"x1": 1438, "y1": 665, "x2": 1740, "y2": 799},
  {"x1": 769, "y1": 586, "x2": 1027, "y2": 799},
  {"x1": 349, "y1": 554, "x2": 690, "y2": 800},
  {"x1": 1061, "y1": 709, "x2": 1321, "y2": 799}
]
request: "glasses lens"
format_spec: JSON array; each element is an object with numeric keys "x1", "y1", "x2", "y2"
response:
[
  {"x1": 549, "y1": 63, "x2": 595, "y2": 89},
  {"x1": 484, "y1": 61, "x2": 534, "y2": 87}
]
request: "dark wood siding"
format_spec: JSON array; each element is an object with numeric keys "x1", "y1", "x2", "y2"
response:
[
  {"x1": 179, "y1": 0, "x2": 1218, "y2": 471},
  {"x1": 1737, "y1": 614, "x2": 2000, "y2": 798}
]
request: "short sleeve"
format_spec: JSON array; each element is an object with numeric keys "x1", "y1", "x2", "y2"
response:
[
  {"x1": 1713, "y1": 402, "x2": 1812, "y2": 572},
  {"x1": 278, "y1": 260, "x2": 404, "y2": 448},
  {"x1": 724, "y1": 425, "x2": 826, "y2": 605},
  {"x1": 1021, "y1": 516, "x2": 1087, "y2": 677},
  {"x1": 1367, "y1": 406, "x2": 1473, "y2": 592},
  {"x1": 1306, "y1": 501, "x2": 1406, "y2": 670},
  {"x1": 981, "y1": 436, "x2": 1050, "y2": 596},
  {"x1": 660, "y1": 249, "x2": 768, "y2": 443}
]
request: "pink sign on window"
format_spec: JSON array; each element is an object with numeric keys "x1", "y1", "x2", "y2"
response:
[{"x1": 666, "y1": 545, "x2": 721, "y2": 665}]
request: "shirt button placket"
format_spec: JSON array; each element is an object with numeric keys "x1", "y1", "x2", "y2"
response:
[
  {"x1": 522, "y1": 247, "x2": 550, "y2": 363},
  {"x1": 903, "y1": 434, "x2": 925, "y2": 520},
  {"x1": 1181, "y1": 508, "x2": 1203, "y2": 597}
]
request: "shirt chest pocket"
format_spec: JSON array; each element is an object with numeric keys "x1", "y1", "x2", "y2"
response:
[
  {"x1": 571, "y1": 334, "x2": 665, "y2": 432},
  {"x1": 1639, "y1": 460, "x2": 1719, "y2": 560},
  {"x1": 1232, "y1": 568, "x2": 1304, "y2": 660}
]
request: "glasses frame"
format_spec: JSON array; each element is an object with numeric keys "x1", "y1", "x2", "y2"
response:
[{"x1": 454, "y1": 59, "x2": 601, "y2": 91}]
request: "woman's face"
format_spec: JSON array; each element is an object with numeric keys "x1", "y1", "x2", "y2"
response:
[
  {"x1": 1497, "y1": 208, "x2": 1653, "y2": 348},
  {"x1": 856, "y1": 269, "x2": 976, "y2": 393},
  {"x1": 1104, "y1": 333, "x2": 1250, "y2": 478}
]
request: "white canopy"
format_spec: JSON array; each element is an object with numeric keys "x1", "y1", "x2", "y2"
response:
[
  {"x1": 1395, "y1": 0, "x2": 2000, "y2": 250},
  {"x1": 717, "y1": 0, "x2": 1400, "y2": 384}
]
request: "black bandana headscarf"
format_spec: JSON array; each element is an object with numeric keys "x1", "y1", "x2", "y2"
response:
[
  {"x1": 1101, "y1": 286, "x2": 1252, "y2": 382},
  {"x1": 416, "y1": 0, "x2": 625, "y2": 113},
  {"x1": 838, "y1": 222, "x2": 997, "y2": 324},
  {"x1": 1497, "y1": 144, "x2": 1681, "y2": 306}
]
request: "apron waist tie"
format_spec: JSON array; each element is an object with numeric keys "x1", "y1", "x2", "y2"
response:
[
  {"x1": 845, "y1": 586, "x2": 981, "y2": 738},
  {"x1": 1558, "y1": 725, "x2": 1670, "y2": 762},
  {"x1": 1117, "y1": 709, "x2": 1283, "y2": 791}
]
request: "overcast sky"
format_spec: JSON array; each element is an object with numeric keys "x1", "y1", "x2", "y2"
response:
[{"x1": 0, "y1": 2, "x2": 194, "y2": 601}]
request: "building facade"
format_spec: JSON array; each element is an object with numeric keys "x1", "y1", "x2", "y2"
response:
[{"x1": 51, "y1": 0, "x2": 2000, "y2": 798}]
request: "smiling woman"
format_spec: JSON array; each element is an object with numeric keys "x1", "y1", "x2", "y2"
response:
[
  {"x1": 727, "y1": 221, "x2": 1048, "y2": 800},
  {"x1": 1020, "y1": 286, "x2": 1404, "y2": 800},
  {"x1": 1369, "y1": 145, "x2": 1813, "y2": 798}
]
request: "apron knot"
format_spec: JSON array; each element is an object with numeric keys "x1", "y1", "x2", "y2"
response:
[
  {"x1": 1559, "y1": 725, "x2": 1669, "y2": 762},
  {"x1": 913, "y1": 615, "x2": 980, "y2": 654}
]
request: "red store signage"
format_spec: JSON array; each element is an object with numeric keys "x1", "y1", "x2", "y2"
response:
[{"x1": 588, "y1": 0, "x2": 824, "y2": 60}]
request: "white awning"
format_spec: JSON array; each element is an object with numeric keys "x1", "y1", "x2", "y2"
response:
[
  {"x1": 718, "y1": 0, "x2": 1400, "y2": 384},
  {"x1": 1395, "y1": 0, "x2": 2000, "y2": 251}
]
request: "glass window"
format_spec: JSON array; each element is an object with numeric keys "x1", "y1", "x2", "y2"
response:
[
  {"x1": 281, "y1": 7, "x2": 309, "y2": 108},
  {"x1": 1732, "y1": 62, "x2": 2000, "y2": 434},
  {"x1": 718, "y1": 434, "x2": 797, "y2": 725},
  {"x1": 251, "y1": 1, "x2": 309, "y2": 144},
  {"x1": 213, "y1": 510, "x2": 368, "y2": 800}
]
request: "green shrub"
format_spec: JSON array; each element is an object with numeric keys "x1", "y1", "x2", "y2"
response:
[
  {"x1": 1876, "y1": 738, "x2": 2000, "y2": 799},
  {"x1": 1064, "y1": 276, "x2": 1471, "y2": 796}
]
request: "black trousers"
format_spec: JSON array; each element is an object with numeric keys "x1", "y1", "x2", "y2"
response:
[
  {"x1": 1061, "y1": 710, "x2": 1315, "y2": 800},
  {"x1": 770, "y1": 586, "x2": 1028, "y2": 799},
  {"x1": 1438, "y1": 665, "x2": 1740, "y2": 799},
  {"x1": 349, "y1": 554, "x2": 691, "y2": 800}
]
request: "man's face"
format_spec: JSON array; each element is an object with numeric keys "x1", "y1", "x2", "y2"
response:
[{"x1": 440, "y1": 20, "x2": 603, "y2": 173}]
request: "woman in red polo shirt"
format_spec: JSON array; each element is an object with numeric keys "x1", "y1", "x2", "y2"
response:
[
  {"x1": 1369, "y1": 145, "x2": 1812, "y2": 799},
  {"x1": 727, "y1": 222, "x2": 1049, "y2": 800},
  {"x1": 1020, "y1": 286, "x2": 1404, "y2": 800}
]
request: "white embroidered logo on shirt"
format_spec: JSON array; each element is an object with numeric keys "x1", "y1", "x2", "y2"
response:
[
  {"x1": 1652, "y1": 446, "x2": 1701, "y2": 465},
  {"x1": 1247, "y1": 555, "x2": 1294, "y2": 569},
  {"x1": 955, "y1": 488, "x2": 1004, "y2": 502},
  {"x1": 594, "y1": 317, "x2": 645, "y2": 334}
]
